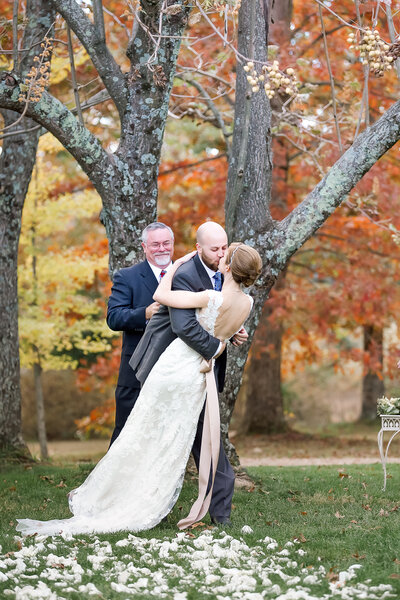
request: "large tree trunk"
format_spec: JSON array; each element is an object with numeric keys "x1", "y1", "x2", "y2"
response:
[
  {"x1": 242, "y1": 136, "x2": 291, "y2": 434},
  {"x1": 245, "y1": 274, "x2": 286, "y2": 433},
  {"x1": 361, "y1": 325, "x2": 384, "y2": 420},
  {"x1": 47, "y1": 0, "x2": 191, "y2": 274},
  {"x1": 222, "y1": 0, "x2": 274, "y2": 463},
  {"x1": 223, "y1": 0, "x2": 293, "y2": 448},
  {"x1": 0, "y1": 0, "x2": 54, "y2": 456},
  {"x1": 0, "y1": 111, "x2": 36, "y2": 455},
  {"x1": 33, "y1": 361, "x2": 48, "y2": 459}
]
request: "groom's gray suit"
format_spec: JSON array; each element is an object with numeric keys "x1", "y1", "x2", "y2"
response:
[{"x1": 129, "y1": 253, "x2": 234, "y2": 522}]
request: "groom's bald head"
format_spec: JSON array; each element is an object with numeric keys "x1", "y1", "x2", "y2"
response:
[
  {"x1": 196, "y1": 222, "x2": 226, "y2": 245},
  {"x1": 196, "y1": 222, "x2": 228, "y2": 271}
]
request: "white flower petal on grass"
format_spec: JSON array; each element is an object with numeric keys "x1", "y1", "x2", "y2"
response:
[
  {"x1": 263, "y1": 536, "x2": 277, "y2": 544},
  {"x1": 111, "y1": 581, "x2": 135, "y2": 594},
  {"x1": 267, "y1": 541, "x2": 278, "y2": 550},
  {"x1": 274, "y1": 590, "x2": 320, "y2": 599},
  {"x1": 78, "y1": 582, "x2": 102, "y2": 595},
  {"x1": 14, "y1": 581, "x2": 58, "y2": 599},
  {"x1": 286, "y1": 576, "x2": 301, "y2": 586},
  {"x1": 132, "y1": 577, "x2": 149, "y2": 589},
  {"x1": 86, "y1": 554, "x2": 109, "y2": 569},
  {"x1": 115, "y1": 538, "x2": 130, "y2": 547},
  {"x1": 1, "y1": 531, "x2": 396, "y2": 600},
  {"x1": 173, "y1": 593, "x2": 188, "y2": 600},
  {"x1": 271, "y1": 584, "x2": 282, "y2": 595},
  {"x1": 241, "y1": 525, "x2": 253, "y2": 534}
]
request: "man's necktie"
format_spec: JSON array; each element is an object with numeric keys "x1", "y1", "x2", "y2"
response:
[
  {"x1": 160, "y1": 269, "x2": 166, "y2": 280},
  {"x1": 213, "y1": 271, "x2": 222, "y2": 291}
]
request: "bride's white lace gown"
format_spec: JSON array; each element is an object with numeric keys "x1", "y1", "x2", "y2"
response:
[{"x1": 17, "y1": 290, "x2": 243, "y2": 537}]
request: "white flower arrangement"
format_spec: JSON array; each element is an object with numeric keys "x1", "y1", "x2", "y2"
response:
[{"x1": 377, "y1": 396, "x2": 400, "y2": 415}]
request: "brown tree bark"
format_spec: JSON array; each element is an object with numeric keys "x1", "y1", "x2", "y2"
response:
[
  {"x1": 224, "y1": 0, "x2": 292, "y2": 443},
  {"x1": 33, "y1": 361, "x2": 48, "y2": 459},
  {"x1": 0, "y1": 0, "x2": 54, "y2": 457},
  {"x1": 361, "y1": 325, "x2": 384, "y2": 421},
  {"x1": 245, "y1": 272, "x2": 286, "y2": 433}
]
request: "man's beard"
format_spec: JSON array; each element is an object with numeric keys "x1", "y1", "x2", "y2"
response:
[
  {"x1": 201, "y1": 254, "x2": 219, "y2": 271},
  {"x1": 154, "y1": 253, "x2": 171, "y2": 266}
]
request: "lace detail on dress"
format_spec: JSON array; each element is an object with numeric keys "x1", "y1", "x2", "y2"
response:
[
  {"x1": 16, "y1": 290, "x2": 224, "y2": 538},
  {"x1": 196, "y1": 289, "x2": 223, "y2": 335}
]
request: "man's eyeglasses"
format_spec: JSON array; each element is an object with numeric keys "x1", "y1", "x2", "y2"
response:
[{"x1": 147, "y1": 241, "x2": 173, "y2": 250}]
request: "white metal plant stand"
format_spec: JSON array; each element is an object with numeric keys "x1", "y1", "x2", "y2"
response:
[{"x1": 377, "y1": 415, "x2": 400, "y2": 490}]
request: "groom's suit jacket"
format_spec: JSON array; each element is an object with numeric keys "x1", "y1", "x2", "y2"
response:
[
  {"x1": 129, "y1": 253, "x2": 227, "y2": 392},
  {"x1": 107, "y1": 260, "x2": 158, "y2": 389}
]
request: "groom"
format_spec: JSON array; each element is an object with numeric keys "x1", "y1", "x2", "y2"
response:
[{"x1": 130, "y1": 221, "x2": 247, "y2": 525}]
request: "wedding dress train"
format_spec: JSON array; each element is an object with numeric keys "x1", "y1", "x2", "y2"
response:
[{"x1": 16, "y1": 291, "x2": 227, "y2": 537}]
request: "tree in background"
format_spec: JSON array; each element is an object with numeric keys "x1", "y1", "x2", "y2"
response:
[
  {"x1": 3, "y1": 0, "x2": 400, "y2": 458},
  {"x1": 235, "y1": 0, "x2": 400, "y2": 435},
  {"x1": 18, "y1": 133, "x2": 116, "y2": 454},
  {"x1": 0, "y1": 0, "x2": 55, "y2": 456}
]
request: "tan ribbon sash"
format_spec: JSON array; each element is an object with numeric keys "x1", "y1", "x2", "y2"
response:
[{"x1": 177, "y1": 359, "x2": 220, "y2": 530}]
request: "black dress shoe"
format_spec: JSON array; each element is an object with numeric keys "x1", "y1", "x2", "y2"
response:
[{"x1": 210, "y1": 516, "x2": 232, "y2": 528}]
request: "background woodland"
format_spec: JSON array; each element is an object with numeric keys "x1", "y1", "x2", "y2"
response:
[{"x1": 1, "y1": 0, "x2": 400, "y2": 461}]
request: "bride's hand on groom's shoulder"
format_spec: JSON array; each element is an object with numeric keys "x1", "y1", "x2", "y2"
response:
[{"x1": 174, "y1": 250, "x2": 197, "y2": 267}]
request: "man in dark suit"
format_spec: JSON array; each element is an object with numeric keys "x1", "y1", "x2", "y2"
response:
[
  {"x1": 107, "y1": 222, "x2": 174, "y2": 445},
  {"x1": 130, "y1": 222, "x2": 248, "y2": 525}
]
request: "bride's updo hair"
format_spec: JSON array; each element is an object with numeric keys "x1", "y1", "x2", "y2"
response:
[{"x1": 226, "y1": 243, "x2": 262, "y2": 287}]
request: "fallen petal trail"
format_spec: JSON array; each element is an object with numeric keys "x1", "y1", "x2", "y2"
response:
[{"x1": 0, "y1": 531, "x2": 395, "y2": 599}]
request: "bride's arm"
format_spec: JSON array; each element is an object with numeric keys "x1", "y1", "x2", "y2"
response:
[{"x1": 153, "y1": 252, "x2": 210, "y2": 309}]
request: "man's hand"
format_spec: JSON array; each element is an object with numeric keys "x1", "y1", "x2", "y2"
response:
[
  {"x1": 145, "y1": 302, "x2": 160, "y2": 320},
  {"x1": 214, "y1": 341, "x2": 227, "y2": 358},
  {"x1": 397, "y1": 360, "x2": 400, "y2": 369},
  {"x1": 231, "y1": 327, "x2": 248, "y2": 347}
]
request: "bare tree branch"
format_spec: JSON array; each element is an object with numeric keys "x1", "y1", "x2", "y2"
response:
[
  {"x1": 354, "y1": 0, "x2": 370, "y2": 137},
  {"x1": 299, "y1": 24, "x2": 346, "y2": 57},
  {"x1": 386, "y1": 4, "x2": 400, "y2": 80},
  {"x1": 274, "y1": 99, "x2": 400, "y2": 268},
  {"x1": 92, "y1": 0, "x2": 106, "y2": 46},
  {"x1": 318, "y1": 5, "x2": 343, "y2": 153},
  {"x1": 66, "y1": 25, "x2": 83, "y2": 125},
  {"x1": 12, "y1": 0, "x2": 19, "y2": 69},
  {"x1": 158, "y1": 152, "x2": 227, "y2": 176},
  {"x1": 47, "y1": 0, "x2": 127, "y2": 116},
  {"x1": 0, "y1": 74, "x2": 113, "y2": 197},
  {"x1": 175, "y1": 74, "x2": 231, "y2": 153}
]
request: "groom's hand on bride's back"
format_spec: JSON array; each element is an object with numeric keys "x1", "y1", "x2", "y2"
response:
[
  {"x1": 214, "y1": 341, "x2": 227, "y2": 358},
  {"x1": 145, "y1": 301, "x2": 161, "y2": 320},
  {"x1": 231, "y1": 327, "x2": 248, "y2": 346}
]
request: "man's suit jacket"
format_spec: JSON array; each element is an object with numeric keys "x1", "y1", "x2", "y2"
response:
[
  {"x1": 107, "y1": 261, "x2": 158, "y2": 389},
  {"x1": 129, "y1": 253, "x2": 227, "y2": 392}
]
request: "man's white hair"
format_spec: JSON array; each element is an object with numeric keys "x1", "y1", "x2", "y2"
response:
[{"x1": 142, "y1": 222, "x2": 174, "y2": 244}]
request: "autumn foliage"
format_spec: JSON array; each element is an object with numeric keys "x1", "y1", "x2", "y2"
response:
[{"x1": 13, "y1": 0, "x2": 400, "y2": 438}]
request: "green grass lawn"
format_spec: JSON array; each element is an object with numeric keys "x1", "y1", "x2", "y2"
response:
[{"x1": 1, "y1": 462, "x2": 399, "y2": 598}]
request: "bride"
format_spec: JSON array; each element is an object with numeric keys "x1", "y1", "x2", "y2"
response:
[{"x1": 16, "y1": 242, "x2": 262, "y2": 536}]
